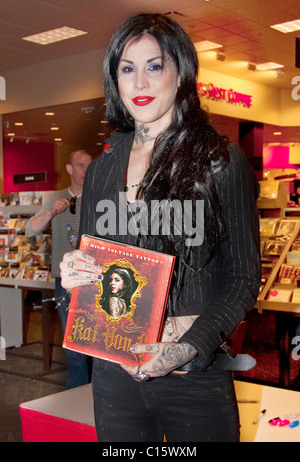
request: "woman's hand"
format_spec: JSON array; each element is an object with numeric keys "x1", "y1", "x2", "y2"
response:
[
  {"x1": 59, "y1": 249, "x2": 103, "y2": 291},
  {"x1": 120, "y1": 341, "x2": 197, "y2": 379}
]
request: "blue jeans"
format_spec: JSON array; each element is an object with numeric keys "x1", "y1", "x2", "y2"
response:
[
  {"x1": 55, "y1": 277, "x2": 89, "y2": 389},
  {"x1": 92, "y1": 359, "x2": 240, "y2": 442}
]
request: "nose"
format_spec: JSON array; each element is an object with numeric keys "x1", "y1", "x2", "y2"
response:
[{"x1": 134, "y1": 69, "x2": 150, "y2": 90}]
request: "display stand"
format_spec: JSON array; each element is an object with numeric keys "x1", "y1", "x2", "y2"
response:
[
  {"x1": 256, "y1": 217, "x2": 300, "y2": 386},
  {"x1": 0, "y1": 203, "x2": 54, "y2": 362},
  {"x1": 257, "y1": 180, "x2": 288, "y2": 218}
]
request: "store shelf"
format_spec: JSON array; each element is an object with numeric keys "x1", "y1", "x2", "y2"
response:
[
  {"x1": 0, "y1": 277, "x2": 54, "y2": 290},
  {"x1": 0, "y1": 205, "x2": 42, "y2": 216},
  {"x1": 256, "y1": 299, "x2": 300, "y2": 315}
]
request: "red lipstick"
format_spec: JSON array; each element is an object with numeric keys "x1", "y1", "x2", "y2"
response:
[{"x1": 132, "y1": 96, "x2": 155, "y2": 106}]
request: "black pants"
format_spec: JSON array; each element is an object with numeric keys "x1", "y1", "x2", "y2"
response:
[{"x1": 92, "y1": 359, "x2": 240, "y2": 442}]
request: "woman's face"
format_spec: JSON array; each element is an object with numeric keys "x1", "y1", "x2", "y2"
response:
[
  {"x1": 117, "y1": 34, "x2": 180, "y2": 130},
  {"x1": 110, "y1": 273, "x2": 124, "y2": 294}
]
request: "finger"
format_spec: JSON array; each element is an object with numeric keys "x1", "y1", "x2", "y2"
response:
[
  {"x1": 60, "y1": 270, "x2": 98, "y2": 290},
  {"x1": 63, "y1": 259, "x2": 102, "y2": 276},
  {"x1": 130, "y1": 343, "x2": 160, "y2": 355},
  {"x1": 120, "y1": 363, "x2": 151, "y2": 378},
  {"x1": 62, "y1": 249, "x2": 96, "y2": 264}
]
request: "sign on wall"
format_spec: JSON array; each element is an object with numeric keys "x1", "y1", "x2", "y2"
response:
[
  {"x1": 14, "y1": 172, "x2": 47, "y2": 184},
  {"x1": 197, "y1": 82, "x2": 253, "y2": 108}
]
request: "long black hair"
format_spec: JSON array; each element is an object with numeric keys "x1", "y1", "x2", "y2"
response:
[{"x1": 103, "y1": 13, "x2": 229, "y2": 309}]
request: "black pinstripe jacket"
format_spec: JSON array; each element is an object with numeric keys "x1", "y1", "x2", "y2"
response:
[{"x1": 78, "y1": 130, "x2": 261, "y2": 370}]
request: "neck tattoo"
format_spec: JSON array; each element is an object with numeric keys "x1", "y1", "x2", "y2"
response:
[{"x1": 135, "y1": 124, "x2": 156, "y2": 144}]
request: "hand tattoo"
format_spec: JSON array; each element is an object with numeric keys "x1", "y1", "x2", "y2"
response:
[{"x1": 152, "y1": 342, "x2": 197, "y2": 375}]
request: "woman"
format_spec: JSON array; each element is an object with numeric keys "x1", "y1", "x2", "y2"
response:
[
  {"x1": 103, "y1": 267, "x2": 132, "y2": 317},
  {"x1": 60, "y1": 13, "x2": 261, "y2": 442}
]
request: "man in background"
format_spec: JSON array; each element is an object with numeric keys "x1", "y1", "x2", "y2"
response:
[{"x1": 26, "y1": 149, "x2": 92, "y2": 389}]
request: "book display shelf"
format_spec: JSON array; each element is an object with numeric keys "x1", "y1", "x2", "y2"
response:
[
  {"x1": 0, "y1": 194, "x2": 54, "y2": 349},
  {"x1": 257, "y1": 179, "x2": 300, "y2": 386},
  {"x1": 257, "y1": 178, "x2": 300, "y2": 313}
]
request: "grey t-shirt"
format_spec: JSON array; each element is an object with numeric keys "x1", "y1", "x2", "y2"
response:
[{"x1": 26, "y1": 188, "x2": 82, "y2": 277}]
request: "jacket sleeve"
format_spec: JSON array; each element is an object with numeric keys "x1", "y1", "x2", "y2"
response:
[{"x1": 180, "y1": 144, "x2": 261, "y2": 369}]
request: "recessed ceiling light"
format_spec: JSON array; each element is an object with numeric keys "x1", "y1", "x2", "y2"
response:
[
  {"x1": 271, "y1": 19, "x2": 300, "y2": 33},
  {"x1": 273, "y1": 132, "x2": 282, "y2": 135},
  {"x1": 45, "y1": 112, "x2": 55, "y2": 116},
  {"x1": 14, "y1": 122, "x2": 23, "y2": 126},
  {"x1": 55, "y1": 138, "x2": 62, "y2": 142},
  {"x1": 22, "y1": 26, "x2": 88, "y2": 45},
  {"x1": 194, "y1": 41, "x2": 223, "y2": 52},
  {"x1": 51, "y1": 127, "x2": 59, "y2": 131},
  {"x1": 256, "y1": 62, "x2": 284, "y2": 71},
  {"x1": 7, "y1": 132, "x2": 15, "y2": 136}
]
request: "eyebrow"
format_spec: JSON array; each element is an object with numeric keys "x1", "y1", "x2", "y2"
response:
[{"x1": 119, "y1": 56, "x2": 163, "y2": 65}]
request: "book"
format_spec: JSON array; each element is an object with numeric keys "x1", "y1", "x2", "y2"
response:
[
  {"x1": 292, "y1": 289, "x2": 300, "y2": 303},
  {"x1": 278, "y1": 264, "x2": 300, "y2": 284},
  {"x1": 21, "y1": 266, "x2": 35, "y2": 280},
  {"x1": 33, "y1": 269, "x2": 49, "y2": 281},
  {"x1": 267, "y1": 288, "x2": 292, "y2": 302},
  {"x1": 63, "y1": 235, "x2": 176, "y2": 366}
]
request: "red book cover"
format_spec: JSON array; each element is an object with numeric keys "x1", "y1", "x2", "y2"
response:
[{"x1": 63, "y1": 235, "x2": 175, "y2": 366}]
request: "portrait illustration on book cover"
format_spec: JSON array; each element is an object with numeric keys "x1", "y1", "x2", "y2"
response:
[
  {"x1": 63, "y1": 235, "x2": 175, "y2": 366},
  {"x1": 95, "y1": 258, "x2": 147, "y2": 323}
]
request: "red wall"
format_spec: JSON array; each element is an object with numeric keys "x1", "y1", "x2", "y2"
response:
[
  {"x1": 263, "y1": 145, "x2": 296, "y2": 170},
  {"x1": 3, "y1": 139, "x2": 56, "y2": 193}
]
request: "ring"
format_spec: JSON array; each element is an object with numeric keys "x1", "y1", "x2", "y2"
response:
[{"x1": 132, "y1": 366, "x2": 150, "y2": 382}]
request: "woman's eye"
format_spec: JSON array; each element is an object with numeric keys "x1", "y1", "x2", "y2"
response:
[
  {"x1": 147, "y1": 63, "x2": 162, "y2": 72},
  {"x1": 120, "y1": 65, "x2": 135, "y2": 74}
]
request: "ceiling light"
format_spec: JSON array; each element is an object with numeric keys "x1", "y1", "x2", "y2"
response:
[
  {"x1": 55, "y1": 138, "x2": 62, "y2": 142},
  {"x1": 271, "y1": 19, "x2": 300, "y2": 33},
  {"x1": 14, "y1": 122, "x2": 23, "y2": 126},
  {"x1": 194, "y1": 41, "x2": 223, "y2": 52},
  {"x1": 22, "y1": 26, "x2": 88, "y2": 45},
  {"x1": 256, "y1": 62, "x2": 284, "y2": 71},
  {"x1": 51, "y1": 126, "x2": 59, "y2": 131},
  {"x1": 81, "y1": 106, "x2": 95, "y2": 114},
  {"x1": 216, "y1": 52, "x2": 226, "y2": 61},
  {"x1": 273, "y1": 132, "x2": 282, "y2": 135},
  {"x1": 45, "y1": 112, "x2": 55, "y2": 116},
  {"x1": 7, "y1": 133, "x2": 15, "y2": 136},
  {"x1": 276, "y1": 71, "x2": 284, "y2": 79},
  {"x1": 248, "y1": 63, "x2": 256, "y2": 71}
]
